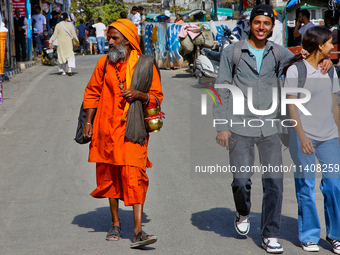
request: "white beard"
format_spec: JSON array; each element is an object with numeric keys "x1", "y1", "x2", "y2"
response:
[{"x1": 108, "y1": 41, "x2": 127, "y2": 63}]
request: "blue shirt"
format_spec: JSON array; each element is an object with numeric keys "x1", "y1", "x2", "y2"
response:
[
  {"x1": 77, "y1": 24, "x2": 87, "y2": 37},
  {"x1": 248, "y1": 44, "x2": 265, "y2": 73}
]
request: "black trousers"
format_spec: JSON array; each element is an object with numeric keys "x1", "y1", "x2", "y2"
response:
[{"x1": 15, "y1": 34, "x2": 26, "y2": 61}]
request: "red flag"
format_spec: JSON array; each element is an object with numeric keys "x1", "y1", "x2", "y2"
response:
[{"x1": 243, "y1": 0, "x2": 248, "y2": 10}]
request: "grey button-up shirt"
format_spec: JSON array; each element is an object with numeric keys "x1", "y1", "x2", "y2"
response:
[{"x1": 213, "y1": 40, "x2": 294, "y2": 137}]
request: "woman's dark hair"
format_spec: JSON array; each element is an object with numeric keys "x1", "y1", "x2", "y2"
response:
[
  {"x1": 61, "y1": 12, "x2": 68, "y2": 21},
  {"x1": 283, "y1": 26, "x2": 332, "y2": 75}
]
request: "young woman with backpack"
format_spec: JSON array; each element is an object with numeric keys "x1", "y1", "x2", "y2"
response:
[{"x1": 284, "y1": 26, "x2": 340, "y2": 254}]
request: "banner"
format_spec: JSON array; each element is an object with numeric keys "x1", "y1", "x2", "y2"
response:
[{"x1": 12, "y1": 0, "x2": 26, "y2": 17}]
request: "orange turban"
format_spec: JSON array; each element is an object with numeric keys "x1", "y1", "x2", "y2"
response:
[
  {"x1": 107, "y1": 19, "x2": 143, "y2": 121},
  {"x1": 107, "y1": 19, "x2": 142, "y2": 55}
]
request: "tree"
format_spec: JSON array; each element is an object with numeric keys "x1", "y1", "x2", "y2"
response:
[{"x1": 75, "y1": 0, "x2": 128, "y2": 24}]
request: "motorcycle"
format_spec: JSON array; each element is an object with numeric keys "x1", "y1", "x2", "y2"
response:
[
  {"x1": 195, "y1": 28, "x2": 239, "y2": 79},
  {"x1": 41, "y1": 31, "x2": 57, "y2": 66}
]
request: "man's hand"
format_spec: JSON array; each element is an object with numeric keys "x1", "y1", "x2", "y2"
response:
[
  {"x1": 119, "y1": 89, "x2": 141, "y2": 102},
  {"x1": 319, "y1": 58, "x2": 333, "y2": 75},
  {"x1": 216, "y1": 130, "x2": 232, "y2": 149},
  {"x1": 296, "y1": 20, "x2": 301, "y2": 27},
  {"x1": 49, "y1": 44, "x2": 53, "y2": 49},
  {"x1": 82, "y1": 124, "x2": 93, "y2": 139},
  {"x1": 18, "y1": 27, "x2": 22, "y2": 31}
]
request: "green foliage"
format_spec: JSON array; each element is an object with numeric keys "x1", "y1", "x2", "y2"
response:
[
  {"x1": 169, "y1": 5, "x2": 189, "y2": 14},
  {"x1": 76, "y1": 0, "x2": 128, "y2": 25}
]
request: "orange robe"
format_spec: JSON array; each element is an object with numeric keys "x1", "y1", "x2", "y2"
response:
[{"x1": 83, "y1": 56, "x2": 163, "y2": 204}]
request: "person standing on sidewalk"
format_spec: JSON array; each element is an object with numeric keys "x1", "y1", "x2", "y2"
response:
[
  {"x1": 294, "y1": 9, "x2": 315, "y2": 44},
  {"x1": 82, "y1": 18, "x2": 163, "y2": 248},
  {"x1": 32, "y1": 5, "x2": 46, "y2": 57},
  {"x1": 284, "y1": 26, "x2": 340, "y2": 254},
  {"x1": 213, "y1": 4, "x2": 332, "y2": 254},
  {"x1": 13, "y1": 8, "x2": 28, "y2": 62},
  {"x1": 92, "y1": 17, "x2": 106, "y2": 54},
  {"x1": 77, "y1": 19, "x2": 87, "y2": 55}
]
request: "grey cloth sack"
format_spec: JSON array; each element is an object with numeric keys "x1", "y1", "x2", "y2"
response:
[{"x1": 125, "y1": 55, "x2": 161, "y2": 145}]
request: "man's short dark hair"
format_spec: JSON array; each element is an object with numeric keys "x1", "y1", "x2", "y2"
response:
[
  {"x1": 138, "y1": 6, "x2": 144, "y2": 11},
  {"x1": 300, "y1": 9, "x2": 310, "y2": 20},
  {"x1": 120, "y1": 11, "x2": 127, "y2": 18},
  {"x1": 98, "y1": 17, "x2": 102, "y2": 22},
  {"x1": 132, "y1": 6, "x2": 138, "y2": 11},
  {"x1": 35, "y1": 5, "x2": 41, "y2": 11},
  {"x1": 80, "y1": 19, "x2": 84, "y2": 23}
]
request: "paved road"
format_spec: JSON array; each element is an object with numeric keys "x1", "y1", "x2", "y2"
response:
[{"x1": 0, "y1": 56, "x2": 333, "y2": 255}]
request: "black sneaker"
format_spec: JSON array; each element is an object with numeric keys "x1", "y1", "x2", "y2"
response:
[
  {"x1": 326, "y1": 236, "x2": 340, "y2": 254},
  {"x1": 234, "y1": 212, "x2": 250, "y2": 236},
  {"x1": 262, "y1": 238, "x2": 284, "y2": 254}
]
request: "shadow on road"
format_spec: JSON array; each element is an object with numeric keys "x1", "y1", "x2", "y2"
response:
[
  {"x1": 172, "y1": 73, "x2": 193, "y2": 79},
  {"x1": 72, "y1": 206, "x2": 151, "y2": 242},
  {"x1": 49, "y1": 72, "x2": 79, "y2": 76},
  {"x1": 191, "y1": 207, "x2": 300, "y2": 248}
]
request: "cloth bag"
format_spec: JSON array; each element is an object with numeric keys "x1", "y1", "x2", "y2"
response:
[
  {"x1": 74, "y1": 57, "x2": 109, "y2": 144},
  {"x1": 179, "y1": 35, "x2": 194, "y2": 54}
]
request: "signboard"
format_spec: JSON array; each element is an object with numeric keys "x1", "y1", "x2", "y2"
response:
[{"x1": 12, "y1": 0, "x2": 26, "y2": 17}]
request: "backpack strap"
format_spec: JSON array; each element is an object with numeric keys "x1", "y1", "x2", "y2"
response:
[
  {"x1": 271, "y1": 44, "x2": 280, "y2": 77},
  {"x1": 328, "y1": 65, "x2": 335, "y2": 84},
  {"x1": 232, "y1": 41, "x2": 244, "y2": 78},
  {"x1": 293, "y1": 61, "x2": 307, "y2": 98}
]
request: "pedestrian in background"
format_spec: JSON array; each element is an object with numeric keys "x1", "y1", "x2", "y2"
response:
[
  {"x1": 50, "y1": 13, "x2": 78, "y2": 76},
  {"x1": 32, "y1": 5, "x2": 46, "y2": 57},
  {"x1": 294, "y1": 9, "x2": 315, "y2": 44},
  {"x1": 268, "y1": 9, "x2": 283, "y2": 45},
  {"x1": 92, "y1": 17, "x2": 106, "y2": 54},
  {"x1": 87, "y1": 24, "x2": 97, "y2": 55},
  {"x1": 49, "y1": 11, "x2": 60, "y2": 32},
  {"x1": 174, "y1": 14, "x2": 184, "y2": 23},
  {"x1": 77, "y1": 19, "x2": 87, "y2": 55},
  {"x1": 128, "y1": 6, "x2": 138, "y2": 21},
  {"x1": 13, "y1": 8, "x2": 28, "y2": 62},
  {"x1": 284, "y1": 26, "x2": 340, "y2": 254},
  {"x1": 120, "y1": 12, "x2": 127, "y2": 19}
]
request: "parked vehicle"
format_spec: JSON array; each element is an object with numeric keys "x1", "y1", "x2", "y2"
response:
[
  {"x1": 195, "y1": 28, "x2": 239, "y2": 78},
  {"x1": 41, "y1": 31, "x2": 57, "y2": 66}
]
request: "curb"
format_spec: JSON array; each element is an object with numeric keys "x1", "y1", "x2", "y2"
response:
[
  {"x1": 18, "y1": 60, "x2": 36, "y2": 70},
  {"x1": 1, "y1": 60, "x2": 36, "y2": 81},
  {"x1": 1, "y1": 68, "x2": 21, "y2": 81}
]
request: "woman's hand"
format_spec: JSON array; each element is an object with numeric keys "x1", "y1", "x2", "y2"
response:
[
  {"x1": 82, "y1": 123, "x2": 93, "y2": 139},
  {"x1": 49, "y1": 44, "x2": 53, "y2": 49},
  {"x1": 299, "y1": 135, "x2": 314, "y2": 154}
]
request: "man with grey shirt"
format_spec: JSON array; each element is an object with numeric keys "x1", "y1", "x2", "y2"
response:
[{"x1": 213, "y1": 4, "x2": 332, "y2": 254}]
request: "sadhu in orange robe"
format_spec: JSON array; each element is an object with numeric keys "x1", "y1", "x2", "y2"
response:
[{"x1": 83, "y1": 56, "x2": 163, "y2": 206}]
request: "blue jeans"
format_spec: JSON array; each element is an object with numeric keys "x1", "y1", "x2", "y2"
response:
[
  {"x1": 230, "y1": 133, "x2": 283, "y2": 238},
  {"x1": 97, "y1": 37, "x2": 105, "y2": 54},
  {"x1": 289, "y1": 129, "x2": 340, "y2": 244},
  {"x1": 33, "y1": 33, "x2": 42, "y2": 54}
]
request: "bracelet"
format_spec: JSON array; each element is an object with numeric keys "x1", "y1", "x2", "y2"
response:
[
  {"x1": 85, "y1": 122, "x2": 93, "y2": 126},
  {"x1": 143, "y1": 93, "x2": 150, "y2": 105}
]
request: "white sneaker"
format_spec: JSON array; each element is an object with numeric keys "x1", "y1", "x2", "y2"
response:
[
  {"x1": 262, "y1": 238, "x2": 284, "y2": 254},
  {"x1": 234, "y1": 212, "x2": 250, "y2": 236},
  {"x1": 301, "y1": 242, "x2": 320, "y2": 252},
  {"x1": 61, "y1": 71, "x2": 66, "y2": 76}
]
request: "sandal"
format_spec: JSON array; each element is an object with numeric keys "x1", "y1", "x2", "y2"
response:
[
  {"x1": 130, "y1": 230, "x2": 157, "y2": 248},
  {"x1": 106, "y1": 225, "x2": 122, "y2": 241}
]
